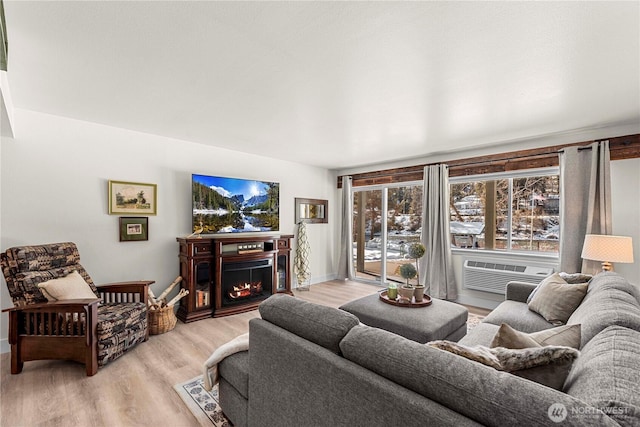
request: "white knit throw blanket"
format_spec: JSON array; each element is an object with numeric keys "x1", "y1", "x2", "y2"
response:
[{"x1": 203, "y1": 333, "x2": 249, "y2": 391}]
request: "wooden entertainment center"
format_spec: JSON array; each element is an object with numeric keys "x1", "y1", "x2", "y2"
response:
[{"x1": 176, "y1": 235, "x2": 293, "y2": 322}]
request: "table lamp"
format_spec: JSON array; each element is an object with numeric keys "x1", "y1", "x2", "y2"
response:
[{"x1": 581, "y1": 234, "x2": 634, "y2": 272}]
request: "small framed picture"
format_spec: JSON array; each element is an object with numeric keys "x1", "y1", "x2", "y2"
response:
[
  {"x1": 109, "y1": 180, "x2": 157, "y2": 215},
  {"x1": 119, "y1": 217, "x2": 149, "y2": 242}
]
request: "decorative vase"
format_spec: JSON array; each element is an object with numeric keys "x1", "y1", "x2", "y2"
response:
[
  {"x1": 398, "y1": 285, "x2": 414, "y2": 302},
  {"x1": 413, "y1": 285, "x2": 425, "y2": 302}
]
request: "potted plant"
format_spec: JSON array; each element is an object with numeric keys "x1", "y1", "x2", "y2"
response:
[
  {"x1": 398, "y1": 263, "x2": 417, "y2": 302},
  {"x1": 407, "y1": 242, "x2": 426, "y2": 302}
]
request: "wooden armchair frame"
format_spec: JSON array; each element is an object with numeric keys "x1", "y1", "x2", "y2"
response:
[{"x1": 3, "y1": 281, "x2": 152, "y2": 376}]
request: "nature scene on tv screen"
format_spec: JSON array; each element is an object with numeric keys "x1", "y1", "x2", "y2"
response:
[{"x1": 192, "y1": 174, "x2": 279, "y2": 233}]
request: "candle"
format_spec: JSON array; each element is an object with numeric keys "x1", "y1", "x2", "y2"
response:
[{"x1": 387, "y1": 284, "x2": 398, "y2": 300}]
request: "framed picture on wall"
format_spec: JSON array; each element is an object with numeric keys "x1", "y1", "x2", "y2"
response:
[
  {"x1": 119, "y1": 217, "x2": 149, "y2": 242},
  {"x1": 108, "y1": 180, "x2": 157, "y2": 215}
]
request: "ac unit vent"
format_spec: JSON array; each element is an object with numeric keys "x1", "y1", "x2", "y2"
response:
[{"x1": 462, "y1": 259, "x2": 554, "y2": 295}]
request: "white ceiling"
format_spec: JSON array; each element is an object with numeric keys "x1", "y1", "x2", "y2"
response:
[{"x1": 3, "y1": 1, "x2": 639, "y2": 170}]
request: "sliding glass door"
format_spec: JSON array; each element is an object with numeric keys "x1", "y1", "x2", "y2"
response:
[
  {"x1": 352, "y1": 189, "x2": 383, "y2": 282},
  {"x1": 352, "y1": 183, "x2": 422, "y2": 285}
]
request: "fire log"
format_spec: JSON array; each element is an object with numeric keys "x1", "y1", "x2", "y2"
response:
[
  {"x1": 148, "y1": 288, "x2": 159, "y2": 307},
  {"x1": 167, "y1": 289, "x2": 189, "y2": 307},
  {"x1": 157, "y1": 276, "x2": 183, "y2": 301}
]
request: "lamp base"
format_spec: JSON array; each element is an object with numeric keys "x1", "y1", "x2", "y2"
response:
[{"x1": 601, "y1": 261, "x2": 613, "y2": 272}]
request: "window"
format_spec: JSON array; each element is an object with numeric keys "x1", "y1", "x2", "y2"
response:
[
  {"x1": 349, "y1": 168, "x2": 559, "y2": 285},
  {"x1": 450, "y1": 168, "x2": 560, "y2": 253}
]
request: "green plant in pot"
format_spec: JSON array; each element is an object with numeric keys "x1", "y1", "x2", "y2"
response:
[
  {"x1": 398, "y1": 263, "x2": 417, "y2": 302},
  {"x1": 407, "y1": 242, "x2": 426, "y2": 302}
]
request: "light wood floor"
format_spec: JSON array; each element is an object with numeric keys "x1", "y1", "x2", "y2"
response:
[{"x1": 0, "y1": 280, "x2": 490, "y2": 427}]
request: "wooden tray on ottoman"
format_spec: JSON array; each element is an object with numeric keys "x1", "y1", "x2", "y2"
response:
[{"x1": 379, "y1": 290, "x2": 432, "y2": 307}]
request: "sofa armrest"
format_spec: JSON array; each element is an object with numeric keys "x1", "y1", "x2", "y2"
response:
[
  {"x1": 3, "y1": 299, "x2": 100, "y2": 346},
  {"x1": 505, "y1": 281, "x2": 537, "y2": 303}
]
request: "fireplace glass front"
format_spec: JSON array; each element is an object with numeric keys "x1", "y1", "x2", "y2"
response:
[{"x1": 221, "y1": 258, "x2": 273, "y2": 306}]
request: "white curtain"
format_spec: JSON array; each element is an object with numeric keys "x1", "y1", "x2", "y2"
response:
[
  {"x1": 337, "y1": 176, "x2": 354, "y2": 280},
  {"x1": 559, "y1": 141, "x2": 612, "y2": 273},
  {"x1": 419, "y1": 165, "x2": 457, "y2": 300}
]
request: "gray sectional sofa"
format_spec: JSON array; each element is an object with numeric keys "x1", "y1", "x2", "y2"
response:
[{"x1": 218, "y1": 272, "x2": 640, "y2": 426}]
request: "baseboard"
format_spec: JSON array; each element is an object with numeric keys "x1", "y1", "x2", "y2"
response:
[
  {"x1": 455, "y1": 294, "x2": 501, "y2": 311},
  {"x1": 292, "y1": 273, "x2": 338, "y2": 289},
  {"x1": 311, "y1": 273, "x2": 337, "y2": 284},
  {"x1": 1, "y1": 338, "x2": 9, "y2": 354}
]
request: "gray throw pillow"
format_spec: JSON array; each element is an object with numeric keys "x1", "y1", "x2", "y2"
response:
[
  {"x1": 528, "y1": 273, "x2": 588, "y2": 325},
  {"x1": 559, "y1": 272, "x2": 593, "y2": 284},
  {"x1": 491, "y1": 323, "x2": 581, "y2": 349},
  {"x1": 527, "y1": 272, "x2": 592, "y2": 303},
  {"x1": 428, "y1": 340, "x2": 580, "y2": 390}
]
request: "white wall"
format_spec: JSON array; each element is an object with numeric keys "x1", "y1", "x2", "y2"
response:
[
  {"x1": 0, "y1": 109, "x2": 339, "y2": 353},
  {"x1": 610, "y1": 158, "x2": 640, "y2": 284}
]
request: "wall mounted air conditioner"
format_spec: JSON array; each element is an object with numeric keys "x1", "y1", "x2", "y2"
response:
[{"x1": 462, "y1": 259, "x2": 554, "y2": 295}]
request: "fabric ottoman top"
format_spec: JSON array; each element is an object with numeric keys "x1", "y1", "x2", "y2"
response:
[{"x1": 339, "y1": 292, "x2": 468, "y2": 343}]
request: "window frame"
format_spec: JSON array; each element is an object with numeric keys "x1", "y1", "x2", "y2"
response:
[
  {"x1": 449, "y1": 166, "x2": 560, "y2": 257},
  {"x1": 351, "y1": 180, "x2": 424, "y2": 285}
]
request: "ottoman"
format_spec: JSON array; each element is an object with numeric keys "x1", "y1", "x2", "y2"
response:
[{"x1": 339, "y1": 292, "x2": 468, "y2": 343}]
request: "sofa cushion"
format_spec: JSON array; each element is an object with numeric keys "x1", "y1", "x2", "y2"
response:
[
  {"x1": 38, "y1": 270, "x2": 99, "y2": 301},
  {"x1": 259, "y1": 294, "x2": 359, "y2": 354},
  {"x1": 482, "y1": 300, "x2": 554, "y2": 333},
  {"x1": 459, "y1": 322, "x2": 501, "y2": 347},
  {"x1": 528, "y1": 273, "x2": 588, "y2": 325},
  {"x1": 340, "y1": 324, "x2": 614, "y2": 426},
  {"x1": 564, "y1": 326, "x2": 640, "y2": 426},
  {"x1": 526, "y1": 272, "x2": 593, "y2": 303},
  {"x1": 526, "y1": 273, "x2": 564, "y2": 303},
  {"x1": 490, "y1": 323, "x2": 539, "y2": 348},
  {"x1": 428, "y1": 340, "x2": 579, "y2": 390},
  {"x1": 491, "y1": 323, "x2": 581, "y2": 349},
  {"x1": 559, "y1": 272, "x2": 593, "y2": 284},
  {"x1": 567, "y1": 272, "x2": 640, "y2": 348},
  {"x1": 2, "y1": 242, "x2": 100, "y2": 306},
  {"x1": 96, "y1": 302, "x2": 148, "y2": 366},
  {"x1": 219, "y1": 350, "x2": 249, "y2": 398}
]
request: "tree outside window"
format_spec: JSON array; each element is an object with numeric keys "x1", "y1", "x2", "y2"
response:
[{"x1": 450, "y1": 173, "x2": 560, "y2": 253}]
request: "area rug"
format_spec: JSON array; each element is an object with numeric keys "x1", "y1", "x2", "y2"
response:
[
  {"x1": 467, "y1": 312, "x2": 485, "y2": 332},
  {"x1": 174, "y1": 376, "x2": 231, "y2": 427}
]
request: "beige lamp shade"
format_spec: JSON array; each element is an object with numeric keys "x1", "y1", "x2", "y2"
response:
[{"x1": 581, "y1": 234, "x2": 634, "y2": 271}]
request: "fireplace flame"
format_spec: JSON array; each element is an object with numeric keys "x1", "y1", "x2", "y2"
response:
[{"x1": 229, "y1": 281, "x2": 263, "y2": 299}]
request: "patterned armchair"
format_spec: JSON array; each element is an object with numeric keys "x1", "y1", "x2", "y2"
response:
[{"x1": 1, "y1": 242, "x2": 153, "y2": 376}]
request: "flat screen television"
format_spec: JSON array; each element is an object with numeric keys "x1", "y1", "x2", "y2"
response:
[{"x1": 192, "y1": 174, "x2": 280, "y2": 234}]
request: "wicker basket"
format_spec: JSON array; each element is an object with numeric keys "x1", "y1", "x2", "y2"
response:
[{"x1": 148, "y1": 305, "x2": 177, "y2": 335}]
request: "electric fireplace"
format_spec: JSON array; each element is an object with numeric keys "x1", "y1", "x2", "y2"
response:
[
  {"x1": 176, "y1": 235, "x2": 292, "y2": 322},
  {"x1": 221, "y1": 258, "x2": 273, "y2": 307}
]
